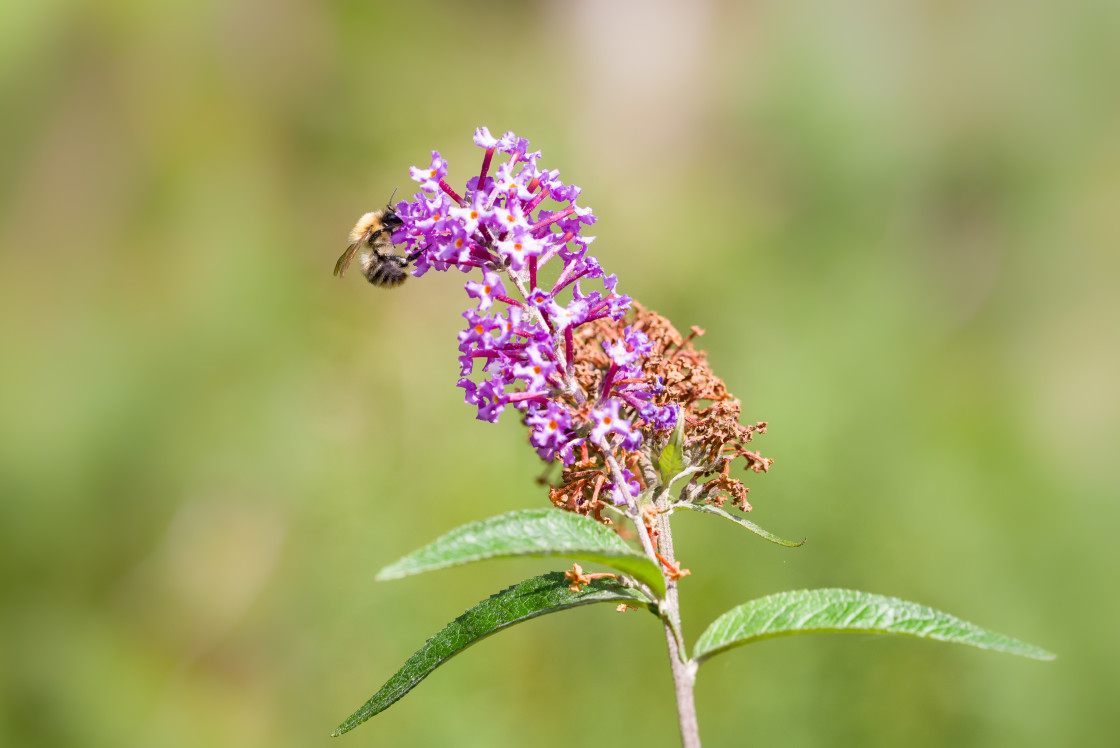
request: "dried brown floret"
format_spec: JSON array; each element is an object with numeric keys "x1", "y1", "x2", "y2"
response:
[{"x1": 542, "y1": 302, "x2": 771, "y2": 519}]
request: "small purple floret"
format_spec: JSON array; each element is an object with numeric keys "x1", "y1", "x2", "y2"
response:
[{"x1": 395, "y1": 129, "x2": 669, "y2": 464}]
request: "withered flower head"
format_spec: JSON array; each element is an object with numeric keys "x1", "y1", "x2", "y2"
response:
[{"x1": 552, "y1": 303, "x2": 771, "y2": 521}]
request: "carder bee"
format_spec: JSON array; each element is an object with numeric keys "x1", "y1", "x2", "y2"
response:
[{"x1": 334, "y1": 199, "x2": 412, "y2": 288}]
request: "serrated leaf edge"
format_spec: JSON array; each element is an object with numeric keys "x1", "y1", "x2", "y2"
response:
[
  {"x1": 332, "y1": 572, "x2": 656, "y2": 736},
  {"x1": 693, "y1": 588, "x2": 1056, "y2": 663},
  {"x1": 374, "y1": 508, "x2": 666, "y2": 596}
]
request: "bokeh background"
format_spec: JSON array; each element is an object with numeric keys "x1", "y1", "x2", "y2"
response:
[{"x1": 2, "y1": 0, "x2": 1117, "y2": 746}]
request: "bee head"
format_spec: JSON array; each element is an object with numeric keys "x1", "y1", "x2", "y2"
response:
[
  {"x1": 382, "y1": 207, "x2": 404, "y2": 229},
  {"x1": 382, "y1": 188, "x2": 402, "y2": 228}
]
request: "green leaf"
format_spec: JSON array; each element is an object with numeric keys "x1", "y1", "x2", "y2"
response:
[
  {"x1": 656, "y1": 409, "x2": 687, "y2": 486},
  {"x1": 693, "y1": 588, "x2": 1056, "y2": 663},
  {"x1": 376, "y1": 509, "x2": 665, "y2": 596},
  {"x1": 678, "y1": 503, "x2": 806, "y2": 548},
  {"x1": 332, "y1": 573, "x2": 655, "y2": 736},
  {"x1": 657, "y1": 442, "x2": 686, "y2": 487}
]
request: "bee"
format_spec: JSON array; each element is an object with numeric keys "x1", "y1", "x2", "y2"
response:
[{"x1": 334, "y1": 200, "x2": 410, "y2": 288}]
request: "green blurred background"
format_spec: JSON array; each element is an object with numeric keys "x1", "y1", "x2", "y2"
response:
[{"x1": 2, "y1": 0, "x2": 1117, "y2": 745}]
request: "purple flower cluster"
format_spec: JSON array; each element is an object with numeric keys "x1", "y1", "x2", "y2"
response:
[{"x1": 392, "y1": 128, "x2": 679, "y2": 486}]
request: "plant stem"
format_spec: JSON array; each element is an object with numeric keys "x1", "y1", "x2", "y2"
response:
[
  {"x1": 656, "y1": 502, "x2": 700, "y2": 747},
  {"x1": 597, "y1": 439, "x2": 700, "y2": 745}
]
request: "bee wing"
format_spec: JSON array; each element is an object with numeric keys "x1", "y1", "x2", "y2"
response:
[{"x1": 334, "y1": 241, "x2": 362, "y2": 277}]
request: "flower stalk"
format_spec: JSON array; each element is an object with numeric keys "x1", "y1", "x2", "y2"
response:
[{"x1": 657, "y1": 516, "x2": 700, "y2": 748}]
